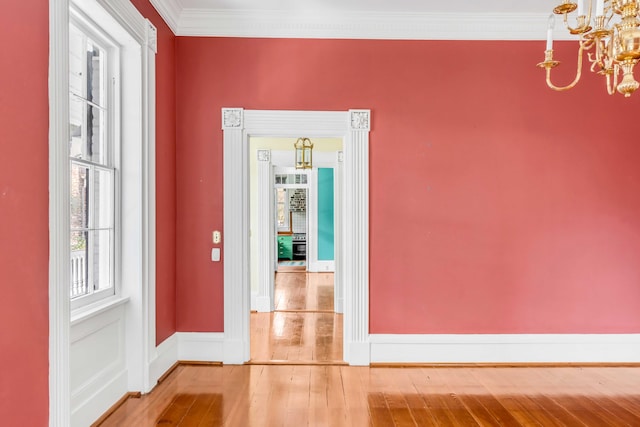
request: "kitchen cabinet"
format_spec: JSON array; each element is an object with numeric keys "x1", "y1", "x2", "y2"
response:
[{"x1": 277, "y1": 235, "x2": 293, "y2": 260}]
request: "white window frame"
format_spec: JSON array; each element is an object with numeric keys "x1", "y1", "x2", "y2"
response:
[
  {"x1": 49, "y1": 0, "x2": 158, "y2": 424},
  {"x1": 69, "y1": 12, "x2": 120, "y2": 310}
]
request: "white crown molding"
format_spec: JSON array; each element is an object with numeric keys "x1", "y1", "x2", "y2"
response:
[
  {"x1": 149, "y1": 1, "x2": 574, "y2": 41},
  {"x1": 148, "y1": 0, "x2": 181, "y2": 34}
]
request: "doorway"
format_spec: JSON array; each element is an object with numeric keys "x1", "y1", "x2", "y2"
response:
[
  {"x1": 252, "y1": 158, "x2": 341, "y2": 363},
  {"x1": 221, "y1": 108, "x2": 371, "y2": 365}
]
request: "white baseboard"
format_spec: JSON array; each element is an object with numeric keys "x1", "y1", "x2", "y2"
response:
[
  {"x1": 308, "y1": 260, "x2": 335, "y2": 272},
  {"x1": 346, "y1": 341, "x2": 371, "y2": 366},
  {"x1": 255, "y1": 296, "x2": 271, "y2": 312},
  {"x1": 71, "y1": 369, "x2": 127, "y2": 427},
  {"x1": 148, "y1": 334, "x2": 178, "y2": 390},
  {"x1": 251, "y1": 291, "x2": 257, "y2": 311},
  {"x1": 370, "y1": 334, "x2": 640, "y2": 364},
  {"x1": 177, "y1": 332, "x2": 224, "y2": 362}
]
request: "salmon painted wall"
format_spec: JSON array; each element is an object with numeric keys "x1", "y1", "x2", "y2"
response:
[
  {"x1": 131, "y1": 0, "x2": 177, "y2": 345},
  {"x1": 0, "y1": 1, "x2": 49, "y2": 424},
  {"x1": 176, "y1": 38, "x2": 640, "y2": 334}
]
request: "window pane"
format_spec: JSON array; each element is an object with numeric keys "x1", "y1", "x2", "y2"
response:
[
  {"x1": 70, "y1": 230, "x2": 88, "y2": 298},
  {"x1": 69, "y1": 26, "x2": 85, "y2": 98},
  {"x1": 90, "y1": 229, "x2": 112, "y2": 292},
  {"x1": 86, "y1": 41, "x2": 105, "y2": 107},
  {"x1": 69, "y1": 95, "x2": 84, "y2": 158},
  {"x1": 92, "y1": 168, "x2": 113, "y2": 229},
  {"x1": 70, "y1": 163, "x2": 88, "y2": 230},
  {"x1": 69, "y1": 98, "x2": 106, "y2": 164},
  {"x1": 86, "y1": 104, "x2": 105, "y2": 163}
]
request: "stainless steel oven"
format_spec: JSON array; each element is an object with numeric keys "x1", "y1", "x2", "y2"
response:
[{"x1": 292, "y1": 233, "x2": 306, "y2": 260}]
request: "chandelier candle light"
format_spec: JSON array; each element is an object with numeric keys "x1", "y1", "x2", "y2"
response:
[{"x1": 537, "y1": 0, "x2": 640, "y2": 97}]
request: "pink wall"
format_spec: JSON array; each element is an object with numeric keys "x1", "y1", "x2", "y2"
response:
[
  {"x1": 0, "y1": 1, "x2": 176, "y2": 423},
  {"x1": 175, "y1": 38, "x2": 640, "y2": 334},
  {"x1": 0, "y1": 1, "x2": 50, "y2": 424},
  {"x1": 131, "y1": 0, "x2": 177, "y2": 345}
]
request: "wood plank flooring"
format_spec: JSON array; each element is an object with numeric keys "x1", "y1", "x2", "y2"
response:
[
  {"x1": 97, "y1": 271, "x2": 640, "y2": 425},
  {"x1": 250, "y1": 271, "x2": 343, "y2": 363},
  {"x1": 99, "y1": 364, "x2": 640, "y2": 426}
]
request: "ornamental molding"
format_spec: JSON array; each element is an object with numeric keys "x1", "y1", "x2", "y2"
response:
[
  {"x1": 222, "y1": 108, "x2": 243, "y2": 129},
  {"x1": 146, "y1": 20, "x2": 158, "y2": 53},
  {"x1": 148, "y1": 0, "x2": 180, "y2": 34},
  {"x1": 350, "y1": 110, "x2": 370, "y2": 131},
  {"x1": 337, "y1": 151, "x2": 344, "y2": 162},
  {"x1": 257, "y1": 150, "x2": 271, "y2": 162},
  {"x1": 148, "y1": 2, "x2": 574, "y2": 41}
]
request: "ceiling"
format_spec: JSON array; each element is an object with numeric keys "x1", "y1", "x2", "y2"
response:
[{"x1": 149, "y1": 0, "x2": 572, "y2": 40}]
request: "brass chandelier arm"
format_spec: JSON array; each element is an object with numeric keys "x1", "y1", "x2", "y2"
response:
[
  {"x1": 563, "y1": 9, "x2": 594, "y2": 34},
  {"x1": 538, "y1": 0, "x2": 640, "y2": 97},
  {"x1": 604, "y1": 68, "x2": 619, "y2": 94},
  {"x1": 544, "y1": 43, "x2": 586, "y2": 91}
]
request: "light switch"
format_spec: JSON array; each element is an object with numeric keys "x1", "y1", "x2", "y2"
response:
[
  {"x1": 213, "y1": 230, "x2": 221, "y2": 244},
  {"x1": 211, "y1": 248, "x2": 221, "y2": 262}
]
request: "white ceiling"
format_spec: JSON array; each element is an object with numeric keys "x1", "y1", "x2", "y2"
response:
[{"x1": 149, "y1": 0, "x2": 571, "y2": 40}]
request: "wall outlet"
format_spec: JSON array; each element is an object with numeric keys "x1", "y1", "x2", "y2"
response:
[{"x1": 213, "y1": 230, "x2": 221, "y2": 244}]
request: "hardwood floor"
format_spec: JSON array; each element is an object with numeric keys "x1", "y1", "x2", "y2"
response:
[
  {"x1": 97, "y1": 272, "x2": 640, "y2": 425},
  {"x1": 98, "y1": 364, "x2": 640, "y2": 426},
  {"x1": 250, "y1": 271, "x2": 343, "y2": 363},
  {"x1": 273, "y1": 271, "x2": 335, "y2": 312}
]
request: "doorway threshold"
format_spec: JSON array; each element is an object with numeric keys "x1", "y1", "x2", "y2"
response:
[{"x1": 245, "y1": 360, "x2": 348, "y2": 366}]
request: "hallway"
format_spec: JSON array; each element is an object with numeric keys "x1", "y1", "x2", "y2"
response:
[{"x1": 250, "y1": 271, "x2": 343, "y2": 364}]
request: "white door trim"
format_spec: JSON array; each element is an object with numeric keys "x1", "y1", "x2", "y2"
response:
[
  {"x1": 255, "y1": 149, "x2": 274, "y2": 312},
  {"x1": 222, "y1": 109, "x2": 371, "y2": 365}
]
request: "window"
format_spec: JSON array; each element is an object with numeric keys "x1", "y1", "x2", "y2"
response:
[
  {"x1": 69, "y1": 19, "x2": 118, "y2": 307},
  {"x1": 275, "y1": 172, "x2": 308, "y2": 231},
  {"x1": 276, "y1": 188, "x2": 289, "y2": 229}
]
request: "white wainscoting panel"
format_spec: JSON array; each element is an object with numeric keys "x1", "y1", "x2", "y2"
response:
[
  {"x1": 70, "y1": 305, "x2": 127, "y2": 427},
  {"x1": 370, "y1": 334, "x2": 640, "y2": 364}
]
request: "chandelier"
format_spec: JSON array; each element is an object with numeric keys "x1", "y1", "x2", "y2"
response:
[{"x1": 537, "y1": 0, "x2": 640, "y2": 97}]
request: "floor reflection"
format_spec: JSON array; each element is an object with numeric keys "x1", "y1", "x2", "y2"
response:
[
  {"x1": 156, "y1": 394, "x2": 222, "y2": 425},
  {"x1": 250, "y1": 271, "x2": 343, "y2": 363}
]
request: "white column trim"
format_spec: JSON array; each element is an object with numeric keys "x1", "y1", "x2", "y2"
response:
[
  {"x1": 334, "y1": 151, "x2": 344, "y2": 313},
  {"x1": 49, "y1": 0, "x2": 71, "y2": 424},
  {"x1": 135, "y1": 17, "x2": 158, "y2": 393},
  {"x1": 256, "y1": 150, "x2": 273, "y2": 312},
  {"x1": 222, "y1": 109, "x2": 370, "y2": 365},
  {"x1": 307, "y1": 169, "x2": 318, "y2": 272},
  {"x1": 222, "y1": 108, "x2": 250, "y2": 364},
  {"x1": 344, "y1": 109, "x2": 371, "y2": 365}
]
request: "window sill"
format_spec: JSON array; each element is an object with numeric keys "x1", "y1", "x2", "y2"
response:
[{"x1": 70, "y1": 295, "x2": 130, "y2": 327}]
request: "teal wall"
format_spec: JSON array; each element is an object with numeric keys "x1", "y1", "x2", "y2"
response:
[{"x1": 317, "y1": 168, "x2": 334, "y2": 260}]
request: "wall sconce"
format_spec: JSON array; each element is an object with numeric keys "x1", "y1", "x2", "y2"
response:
[{"x1": 294, "y1": 137, "x2": 313, "y2": 169}]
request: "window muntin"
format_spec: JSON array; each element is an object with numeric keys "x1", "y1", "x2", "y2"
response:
[{"x1": 69, "y1": 21, "x2": 117, "y2": 307}]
